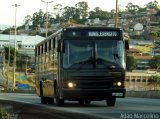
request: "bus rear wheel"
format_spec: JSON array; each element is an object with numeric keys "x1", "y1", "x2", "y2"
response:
[
  {"x1": 41, "y1": 97, "x2": 47, "y2": 104},
  {"x1": 106, "y1": 97, "x2": 116, "y2": 106},
  {"x1": 48, "y1": 98, "x2": 54, "y2": 104},
  {"x1": 78, "y1": 100, "x2": 84, "y2": 104},
  {"x1": 40, "y1": 82, "x2": 48, "y2": 104},
  {"x1": 55, "y1": 87, "x2": 64, "y2": 106},
  {"x1": 41, "y1": 97, "x2": 54, "y2": 104}
]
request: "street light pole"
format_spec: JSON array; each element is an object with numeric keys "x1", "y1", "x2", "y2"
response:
[
  {"x1": 115, "y1": 0, "x2": 118, "y2": 28},
  {"x1": 25, "y1": 57, "x2": 28, "y2": 78},
  {"x1": 6, "y1": 28, "x2": 11, "y2": 89},
  {"x1": 12, "y1": 4, "x2": 20, "y2": 89},
  {"x1": 41, "y1": 0, "x2": 53, "y2": 38}
]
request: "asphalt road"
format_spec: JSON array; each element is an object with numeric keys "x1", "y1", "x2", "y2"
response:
[{"x1": 0, "y1": 93, "x2": 160, "y2": 119}]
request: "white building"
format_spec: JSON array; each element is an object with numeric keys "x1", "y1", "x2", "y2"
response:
[
  {"x1": 86, "y1": 18, "x2": 107, "y2": 26},
  {"x1": 0, "y1": 34, "x2": 45, "y2": 59}
]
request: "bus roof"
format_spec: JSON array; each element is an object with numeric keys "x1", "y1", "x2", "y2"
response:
[
  {"x1": 35, "y1": 27, "x2": 123, "y2": 47},
  {"x1": 63, "y1": 26, "x2": 122, "y2": 31}
]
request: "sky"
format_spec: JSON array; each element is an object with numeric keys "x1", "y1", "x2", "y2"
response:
[{"x1": 0, "y1": 0, "x2": 159, "y2": 27}]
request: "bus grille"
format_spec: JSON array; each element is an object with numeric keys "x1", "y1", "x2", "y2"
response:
[{"x1": 71, "y1": 76, "x2": 118, "y2": 89}]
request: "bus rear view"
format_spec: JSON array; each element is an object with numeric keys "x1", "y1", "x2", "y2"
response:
[{"x1": 59, "y1": 27, "x2": 128, "y2": 106}]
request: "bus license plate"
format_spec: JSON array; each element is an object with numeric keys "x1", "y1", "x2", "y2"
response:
[{"x1": 112, "y1": 93, "x2": 123, "y2": 96}]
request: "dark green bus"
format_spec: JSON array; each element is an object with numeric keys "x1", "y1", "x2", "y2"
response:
[{"x1": 35, "y1": 27, "x2": 129, "y2": 106}]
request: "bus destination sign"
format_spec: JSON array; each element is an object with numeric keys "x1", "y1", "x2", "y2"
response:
[{"x1": 88, "y1": 31, "x2": 118, "y2": 37}]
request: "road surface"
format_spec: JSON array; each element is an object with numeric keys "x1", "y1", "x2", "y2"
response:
[{"x1": 0, "y1": 93, "x2": 160, "y2": 119}]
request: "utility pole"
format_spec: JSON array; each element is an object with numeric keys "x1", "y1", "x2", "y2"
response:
[
  {"x1": 41, "y1": 0, "x2": 53, "y2": 38},
  {"x1": 115, "y1": 0, "x2": 118, "y2": 28},
  {"x1": 25, "y1": 57, "x2": 28, "y2": 79},
  {"x1": 12, "y1": 4, "x2": 20, "y2": 90},
  {"x1": 6, "y1": 28, "x2": 11, "y2": 89}
]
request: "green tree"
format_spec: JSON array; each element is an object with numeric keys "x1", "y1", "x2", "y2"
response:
[
  {"x1": 145, "y1": 0, "x2": 160, "y2": 10},
  {"x1": 149, "y1": 55, "x2": 160, "y2": 70},
  {"x1": 138, "y1": 7, "x2": 147, "y2": 13},
  {"x1": 62, "y1": 6, "x2": 80, "y2": 22},
  {"x1": 148, "y1": 32, "x2": 160, "y2": 40},
  {"x1": 53, "y1": 4, "x2": 63, "y2": 23},
  {"x1": 16, "y1": 54, "x2": 31, "y2": 71},
  {"x1": 4, "y1": 46, "x2": 18, "y2": 64},
  {"x1": 24, "y1": 15, "x2": 32, "y2": 25},
  {"x1": 155, "y1": 10, "x2": 160, "y2": 16},
  {"x1": 44, "y1": 12, "x2": 54, "y2": 27},
  {"x1": 150, "y1": 75, "x2": 160, "y2": 90},
  {"x1": 125, "y1": 2, "x2": 140, "y2": 14},
  {"x1": 88, "y1": 7, "x2": 109, "y2": 20},
  {"x1": 32, "y1": 9, "x2": 45, "y2": 30},
  {"x1": 110, "y1": 9, "x2": 115, "y2": 19},
  {"x1": 75, "y1": 1, "x2": 89, "y2": 20},
  {"x1": 126, "y1": 56, "x2": 137, "y2": 71},
  {"x1": 1, "y1": 27, "x2": 15, "y2": 35}
]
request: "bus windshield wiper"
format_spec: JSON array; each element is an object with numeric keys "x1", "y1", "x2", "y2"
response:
[
  {"x1": 96, "y1": 58, "x2": 109, "y2": 67},
  {"x1": 76, "y1": 57, "x2": 94, "y2": 70},
  {"x1": 77, "y1": 57, "x2": 110, "y2": 70}
]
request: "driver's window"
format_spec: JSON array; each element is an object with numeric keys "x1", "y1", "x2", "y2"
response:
[{"x1": 69, "y1": 40, "x2": 92, "y2": 63}]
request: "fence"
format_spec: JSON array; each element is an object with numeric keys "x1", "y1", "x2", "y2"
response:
[{"x1": 125, "y1": 72, "x2": 160, "y2": 91}]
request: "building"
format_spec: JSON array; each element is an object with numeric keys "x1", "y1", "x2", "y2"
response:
[
  {"x1": 125, "y1": 71, "x2": 160, "y2": 91},
  {"x1": 151, "y1": 44, "x2": 160, "y2": 56},
  {"x1": 127, "y1": 47, "x2": 153, "y2": 70},
  {"x1": 0, "y1": 34, "x2": 45, "y2": 61},
  {"x1": 134, "y1": 55, "x2": 153, "y2": 70},
  {"x1": 86, "y1": 18, "x2": 107, "y2": 26}
]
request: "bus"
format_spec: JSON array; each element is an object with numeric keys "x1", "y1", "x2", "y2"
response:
[{"x1": 35, "y1": 27, "x2": 129, "y2": 106}]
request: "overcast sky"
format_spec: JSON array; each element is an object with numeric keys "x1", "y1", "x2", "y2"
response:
[{"x1": 0, "y1": 0, "x2": 159, "y2": 26}]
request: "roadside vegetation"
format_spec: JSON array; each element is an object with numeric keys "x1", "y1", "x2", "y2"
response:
[
  {"x1": 1, "y1": 46, "x2": 35, "y2": 90},
  {"x1": 5, "y1": 71, "x2": 35, "y2": 90},
  {"x1": 0, "y1": 105, "x2": 17, "y2": 119},
  {"x1": 150, "y1": 75, "x2": 160, "y2": 90}
]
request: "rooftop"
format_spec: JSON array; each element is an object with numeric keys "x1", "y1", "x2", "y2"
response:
[{"x1": 0, "y1": 34, "x2": 45, "y2": 45}]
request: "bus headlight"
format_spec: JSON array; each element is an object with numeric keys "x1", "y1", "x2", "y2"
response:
[
  {"x1": 68, "y1": 82, "x2": 76, "y2": 88},
  {"x1": 117, "y1": 82, "x2": 122, "y2": 86}
]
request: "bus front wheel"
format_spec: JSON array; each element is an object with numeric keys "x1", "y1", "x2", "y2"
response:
[
  {"x1": 78, "y1": 100, "x2": 91, "y2": 104},
  {"x1": 55, "y1": 87, "x2": 64, "y2": 106},
  {"x1": 106, "y1": 97, "x2": 116, "y2": 106},
  {"x1": 41, "y1": 97, "x2": 47, "y2": 104},
  {"x1": 40, "y1": 82, "x2": 47, "y2": 104}
]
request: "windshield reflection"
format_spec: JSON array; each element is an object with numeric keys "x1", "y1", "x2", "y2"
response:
[{"x1": 63, "y1": 40, "x2": 125, "y2": 69}]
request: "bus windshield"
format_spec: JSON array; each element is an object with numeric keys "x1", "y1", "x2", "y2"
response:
[{"x1": 63, "y1": 39, "x2": 125, "y2": 69}]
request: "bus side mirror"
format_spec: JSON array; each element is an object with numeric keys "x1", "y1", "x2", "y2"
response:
[{"x1": 125, "y1": 40, "x2": 129, "y2": 50}]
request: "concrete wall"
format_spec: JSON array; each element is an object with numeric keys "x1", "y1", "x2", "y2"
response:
[{"x1": 126, "y1": 91, "x2": 160, "y2": 99}]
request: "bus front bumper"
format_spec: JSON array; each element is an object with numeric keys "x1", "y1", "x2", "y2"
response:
[{"x1": 62, "y1": 88, "x2": 125, "y2": 100}]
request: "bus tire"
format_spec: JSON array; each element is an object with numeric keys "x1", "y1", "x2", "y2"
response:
[
  {"x1": 40, "y1": 82, "x2": 47, "y2": 104},
  {"x1": 55, "y1": 87, "x2": 64, "y2": 106},
  {"x1": 48, "y1": 98, "x2": 54, "y2": 104},
  {"x1": 78, "y1": 100, "x2": 85, "y2": 104},
  {"x1": 85, "y1": 100, "x2": 91, "y2": 104},
  {"x1": 41, "y1": 97, "x2": 47, "y2": 104},
  {"x1": 106, "y1": 97, "x2": 116, "y2": 106}
]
